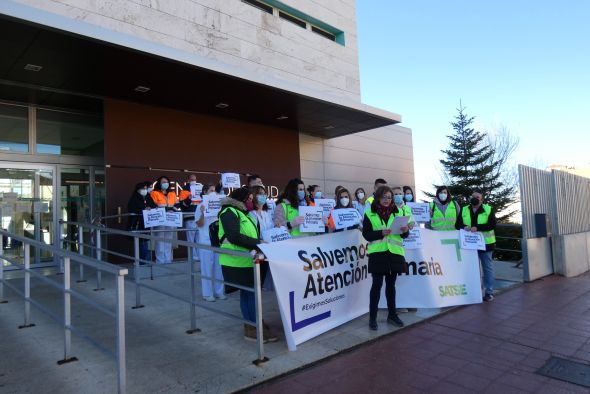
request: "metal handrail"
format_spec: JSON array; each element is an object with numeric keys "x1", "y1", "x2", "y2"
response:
[
  {"x1": 60, "y1": 218, "x2": 269, "y2": 365},
  {"x1": 0, "y1": 229, "x2": 127, "y2": 393}
]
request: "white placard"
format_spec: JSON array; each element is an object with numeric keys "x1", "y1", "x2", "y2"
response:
[
  {"x1": 460, "y1": 229, "x2": 486, "y2": 251},
  {"x1": 262, "y1": 226, "x2": 292, "y2": 243},
  {"x1": 332, "y1": 208, "x2": 361, "y2": 230},
  {"x1": 389, "y1": 215, "x2": 410, "y2": 234},
  {"x1": 190, "y1": 183, "x2": 203, "y2": 201},
  {"x1": 221, "y1": 173, "x2": 241, "y2": 188},
  {"x1": 314, "y1": 199, "x2": 336, "y2": 216},
  {"x1": 403, "y1": 228, "x2": 423, "y2": 249},
  {"x1": 3, "y1": 192, "x2": 17, "y2": 203},
  {"x1": 202, "y1": 194, "x2": 222, "y2": 217},
  {"x1": 299, "y1": 206, "x2": 325, "y2": 233},
  {"x1": 142, "y1": 208, "x2": 166, "y2": 228},
  {"x1": 406, "y1": 202, "x2": 430, "y2": 223},
  {"x1": 164, "y1": 211, "x2": 183, "y2": 228}
]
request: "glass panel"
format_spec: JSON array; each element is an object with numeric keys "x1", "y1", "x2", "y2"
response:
[
  {"x1": 93, "y1": 168, "x2": 106, "y2": 220},
  {"x1": 0, "y1": 103, "x2": 28, "y2": 153},
  {"x1": 60, "y1": 168, "x2": 90, "y2": 253},
  {"x1": 0, "y1": 167, "x2": 54, "y2": 266},
  {"x1": 36, "y1": 109, "x2": 103, "y2": 156}
]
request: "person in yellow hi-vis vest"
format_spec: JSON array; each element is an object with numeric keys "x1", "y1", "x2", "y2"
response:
[
  {"x1": 362, "y1": 186, "x2": 410, "y2": 331},
  {"x1": 273, "y1": 178, "x2": 328, "y2": 236},
  {"x1": 455, "y1": 191, "x2": 497, "y2": 302},
  {"x1": 218, "y1": 187, "x2": 278, "y2": 343},
  {"x1": 427, "y1": 186, "x2": 460, "y2": 231}
]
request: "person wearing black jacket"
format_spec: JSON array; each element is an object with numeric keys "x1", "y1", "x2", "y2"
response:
[
  {"x1": 455, "y1": 191, "x2": 497, "y2": 301},
  {"x1": 362, "y1": 186, "x2": 410, "y2": 330},
  {"x1": 127, "y1": 181, "x2": 156, "y2": 264}
]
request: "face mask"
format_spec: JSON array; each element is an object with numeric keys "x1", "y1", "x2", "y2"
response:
[
  {"x1": 340, "y1": 197, "x2": 350, "y2": 206},
  {"x1": 438, "y1": 193, "x2": 448, "y2": 202},
  {"x1": 357, "y1": 192, "x2": 365, "y2": 200},
  {"x1": 245, "y1": 200, "x2": 254, "y2": 211},
  {"x1": 160, "y1": 183, "x2": 169, "y2": 190},
  {"x1": 470, "y1": 197, "x2": 480, "y2": 206},
  {"x1": 394, "y1": 195, "x2": 403, "y2": 204},
  {"x1": 189, "y1": 181, "x2": 197, "y2": 186},
  {"x1": 314, "y1": 191, "x2": 322, "y2": 199},
  {"x1": 138, "y1": 189, "x2": 148, "y2": 196},
  {"x1": 297, "y1": 190, "x2": 306, "y2": 200},
  {"x1": 404, "y1": 194, "x2": 413, "y2": 202},
  {"x1": 256, "y1": 195, "x2": 267, "y2": 206},
  {"x1": 147, "y1": 187, "x2": 153, "y2": 193}
]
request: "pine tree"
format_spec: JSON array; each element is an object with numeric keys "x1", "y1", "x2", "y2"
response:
[{"x1": 429, "y1": 104, "x2": 518, "y2": 221}]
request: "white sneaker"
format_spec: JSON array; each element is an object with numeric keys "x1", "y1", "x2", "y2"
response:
[
  {"x1": 203, "y1": 296, "x2": 216, "y2": 302},
  {"x1": 216, "y1": 294, "x2": 227, "y2": 300}
]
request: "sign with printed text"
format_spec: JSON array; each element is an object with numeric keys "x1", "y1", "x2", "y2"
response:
[
  {"x1": 164, "y1": 211, "x2": 183, "y2": 228},
  {"x1": 406, "y1": 202, "x2": 430, "y2": 222},
  {"x1": 459, "y1": 229, "x2": 486, "y2": 251},
  {"x1": 299, "y1": 206, "x2": 325, "y2": 233},
  {"x1": 190, "y1": 183, "x2": 203, "y2": 201},
  {"x1": 313, "y1": 199, "x2": 336, "y2": 216},
  {"x1": 262, "y1": 226, "x2": 292, "y2": 243},
  {"x1": 266, "y1": 199, "x2": 276, "y2": 216},
  {"x1": 142, "y1": 208, "x2": 166, "y2": 228},
  {"x1": 332, "y1": 208, "x2": 361, "y2": 230},
  {"x1": 402, "y1": 228, "x2": 423, "y2": 249},
  {"x1": 202, "y1": 194, "x2": 222, "y2": 217},
  {"x1": 221, "y1": 173, "x2": 241, "y2": 188}
]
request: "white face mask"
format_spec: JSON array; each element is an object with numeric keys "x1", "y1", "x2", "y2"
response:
[
  {"x1": 147, "y1": 187, "x2": 153, "y2": 193},
  {"x1": 357, "y1": 192, "x2": 365, "y2": 200},
  {"x1": 138, "y1": 189, "x2": 148, "y2": 197},
  {"x1": 340, "y1": 197, "x2": 350, "y2": 206},
  {"x1": 438, "y1": 193, "x2": 448, "y2": 202}
]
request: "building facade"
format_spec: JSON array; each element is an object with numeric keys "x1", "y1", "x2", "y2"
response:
[{"x1": 0, "y1": 0, "x2": 414, "y2": 265}]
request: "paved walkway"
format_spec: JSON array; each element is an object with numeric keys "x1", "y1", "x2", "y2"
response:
[{"x1": 251, "y1": 273, "x2": 590, "y2": 394}]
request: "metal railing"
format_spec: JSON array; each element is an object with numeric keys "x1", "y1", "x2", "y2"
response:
[
  {"x1": 60, "y1": 218, "x2": 269, "y2": 365},
  {"x1": 0, "y1": 229, "x2": 128, "y2": 393}
]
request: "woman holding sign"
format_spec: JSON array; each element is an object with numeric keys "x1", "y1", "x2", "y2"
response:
[
  {"x1": 150, "y1": 176, "x2": 180, "y2": 264},
  {"x1": 362, "y1": 186, "x2": 410, "y2": 330},
  {"x1": 218, "y1": 187, "x2": 277, "y2": 342},
  {"x1": 274, "y1": 178, "x2": 308, "y2": 237},
  {"x1": 328, "y1": 188, "x2": 360, "y2": 232}
]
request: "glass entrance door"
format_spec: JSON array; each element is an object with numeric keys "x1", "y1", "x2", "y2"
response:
[{"x1": 0, "y1": 165, "x2": 56, "y2": 267}]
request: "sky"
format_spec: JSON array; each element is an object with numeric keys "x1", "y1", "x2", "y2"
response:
[{"x1": 356, "y1": 0, "x2": 590, "y2": 199}]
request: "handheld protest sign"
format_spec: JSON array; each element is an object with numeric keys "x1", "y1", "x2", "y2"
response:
[
  {"x1": 299, "y1": 206, "x2": 325, "y2": 233},
  {"x1": 221, "y1": 173, "x2": 241, "y2": 188}
]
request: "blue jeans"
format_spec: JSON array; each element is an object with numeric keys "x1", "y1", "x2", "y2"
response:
[
  {"x1": 478, "y1": 250, "x2": 495, "y2": 295},
  {"x1": 240, "y1": 290, "x2": 256, "y2": 323}
]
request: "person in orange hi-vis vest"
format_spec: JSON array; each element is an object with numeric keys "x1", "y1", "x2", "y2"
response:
[{"x1": 150, "y1": 176, "x2": 180, "y2": 264}]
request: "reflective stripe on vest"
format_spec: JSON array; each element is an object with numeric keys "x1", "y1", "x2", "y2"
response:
[
  {"x1": 365, "y1": 209, "x2": 405, "y2": 257},
  {"x1": 461, "y1": 204, "x2": 496, "y2": 244},
  {"x1": 281, "y1": 202, "x2": 302, "y2": 237},
  {"x1": 218, "y1": 206, "x2": 259, "y2": 268},
  {"x1": 430, "y1": 201, "x2": 457, "y2": 231}
]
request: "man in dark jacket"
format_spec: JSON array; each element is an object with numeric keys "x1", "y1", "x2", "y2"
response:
[{"x1": 127, "y1": 181, "x2": 156, "y2": 263}]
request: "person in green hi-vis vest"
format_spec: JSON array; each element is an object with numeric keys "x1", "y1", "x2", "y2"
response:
[
  {"x1": 427, "y1": 185, "x2": 461, "y2": 231},
  {"x1": 455, "y1": 191, "x2": 497, "y2": 302}
]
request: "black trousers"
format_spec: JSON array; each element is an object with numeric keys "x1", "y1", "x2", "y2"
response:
[{"x1": 369, "y1": 272, "x2": 398, "y2": 321}]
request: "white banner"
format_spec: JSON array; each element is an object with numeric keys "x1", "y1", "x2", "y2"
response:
[
  {"x1": 221, "y1": 173, "x2": 241, "y2": 188},
  {"x1": 460, "y1": 229, "x2": 486, "y2": 250},
  {"x1": 142, "y1": 208, "x2": 166, "y2": 228},
  {"x1": 259, "y1": 231, "x2": 371, "y2": 351},
  {"x1": 406, "y1": 202, "x2": 430, "y2": 222},
  {"x1": 299, "y1": 206, "x2": 325, "y2": 233},
  {"x1": 332, "y1": 208, "x2": 361, "y2": 230},
  {"x1": 381, "y1": 229, "x2": 482, "y2": 308}
]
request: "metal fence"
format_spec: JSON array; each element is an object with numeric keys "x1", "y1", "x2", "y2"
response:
[{"x1": 0, "y1": 229, "x2": 128, "y2": 393}]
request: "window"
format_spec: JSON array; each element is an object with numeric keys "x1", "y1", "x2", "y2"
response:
[
  {"x1": 36, "y1": 109, "x2": 104, "y2": 156},
  {"x1": 242, "y1": 0, "x2": 273, "y2": 14},
  {"x1": 312, "y1": 26, "x2": 336, "y2": 42},
  {"x1": 0, "y1": 103, "x2": 29, "y2": 153},
  {"x1": 278, "y1": 11, "x2": 306, "y2": 28}
]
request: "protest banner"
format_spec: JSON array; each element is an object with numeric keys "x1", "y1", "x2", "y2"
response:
[
  {"x1": 262, "y1": 227, "x2": 292, "y2": 243},
  {"x1": 332, "y1": 208, "x2": 361, "y2": 230},
  {"x1": 299, "y1": 206, "x2": 325, "y2": 233},
  {"x1": 202, "y1": 194, "x2": 222, "y2": 217},
  {"x1": 459, "y1": 229, "x2": 486, "y2": 250},
  {"x1": 221, "y1": 173, "x2": 241, "y2": 188},
  {"x1": 313, "y1": 199, "x2": 336, "y2": 216},
  {"x1": 261, "y1": 229, "x2": 481, "y2": 350},
  {"x1": 142, "y1": 208, "x2": 166, "y2": 228},
  {"x1": 402, "y1": 228, "x2": 423, "y2": 249},
  {"x1": 406, "y1": 202, "x2": 430, "y2": 222}
]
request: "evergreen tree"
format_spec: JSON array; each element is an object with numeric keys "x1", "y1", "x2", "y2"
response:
[{"x1": 427, "y1": 104, "x2": 518, "y2": 221}]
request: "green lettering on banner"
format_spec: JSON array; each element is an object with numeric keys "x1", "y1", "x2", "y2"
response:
[{"x1": 440, "y1": 239, "x2": 462, "y2": 262}]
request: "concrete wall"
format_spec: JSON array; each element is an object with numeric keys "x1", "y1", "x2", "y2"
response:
[
  {"x1": 524, "y1": 238, "x2": 553, "y2": 281},
  {"x1": 552, "y1": 232, "x2": 590, "y2": 277},
  {"x1": 299, "y1": 124, "x2": 415, "y2": 197},
  {"x1": 13, "y1": 0, "x2": 360, "y2": 99}
]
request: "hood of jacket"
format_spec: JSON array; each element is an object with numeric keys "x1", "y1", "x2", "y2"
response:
[{"x1": 221, "y1": 197, "x2": 247, "y2": 212}]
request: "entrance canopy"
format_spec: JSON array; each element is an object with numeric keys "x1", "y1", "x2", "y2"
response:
[{"x1": 0, "y1": 5, "x2": 400, "y2": 138}]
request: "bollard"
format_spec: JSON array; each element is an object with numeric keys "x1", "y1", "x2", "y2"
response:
[
  {"x1": 19, "y1": 244, "x2": 35, "y2": 329},
  {"x1": 186, "y1": 247, "x2": 200, "y2": 334},
  {"x1": 132, "y1": 236, "x2": 144, "y2": 309},
  {"x1": 94, "y1": 229, "x2": 104, "y2": 291},
  {"x1": 252, "y1": 256, "x2": 268, "y2": 366},
  {"x1": 77, "y1": 226, "x2": 86, "y2": 283},
  {"x1": 57, "y1": 257, "x2": 78, "y2": 365}
]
